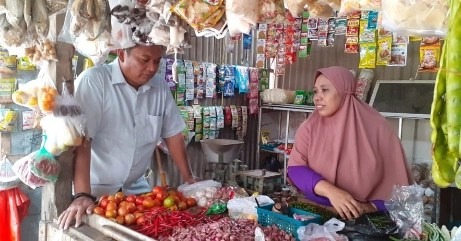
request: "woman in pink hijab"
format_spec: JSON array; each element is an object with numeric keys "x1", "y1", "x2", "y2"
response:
[{"x1": 288, "y1": 66, "x2": 413, "y2": 220}]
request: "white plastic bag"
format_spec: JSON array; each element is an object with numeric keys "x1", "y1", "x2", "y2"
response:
[
  {"x1": 261, "y1": 88, "x2": 296, "y2": 104},
  {"x1": 177, "y1": 180, "x2": 222, "y2": 197},
  {"x1": 298, "y1": 218, "x2": 348, "y2": 241},
  {"x1": 381, "y1": 0, "x2": 449, "y2": 37},
  {"x1": 109, "y1": 0, "x2": 136, "y2": 49},
  {"x1": 227, "y1": 195, "x2": 274, "y2": 220},
  {"x1": 226, "y1": 0, "x2": 258, "y2": 36},
  {"x1": 0, "y1": 156, "x2": 21, "y2": 191}
]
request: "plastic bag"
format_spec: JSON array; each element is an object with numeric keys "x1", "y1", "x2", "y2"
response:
[
  {"x1": 177, "y1": 180, "x2": 222, "y2": 207},
  {"x1": 298, "y1": 218, "x2": 348, "y2": 241},
  {"x1": 30, "y1": 136, "x2": 61, "y2": 182},
  {"x1": 308, "y1": 1, "x2": 334, "y2": 19},
  {"x1": 0, "y1": 187, "x2": 30, "y2": 241},
  {"x1": 12, "y1": 79, "x2": 40, "y2": 111},
  {"x1": 385, "y1": 185, "x2": 425, "y2": 239},
  {"x1": 227, "y1": 195, "x2": 274, "y2": 220},
  {"x1": 226, "y1": 0, "x2": 258, "y2": 36},
  {"x1": 46, "y1": 0, "x2": 68, "y2": 16},
  {"x1": 172, "y1": 0, "x2": 225, "y2": 30},
  {"x1": 355, "y1": 69, "x2": 374, "y2": 101},
  {"x1": 74, "y1": 30, "x2": 114, "y2": 65},
  {"x1": 36, "y1": 67, "x2": 58, "y2": 113},
  {"x1": 381, "y1": 0, "x2": 449, "y2": 37},
  {"x1": 261, "y1": 88, "x2": 296, "y2": 104},
  {"x1": 339, "y1": 211, "x2": 398, "y2": 240},
  {"x1": 109, "y1": 0, "x2": 136, "y2": 49},
  {"x1": 285, "y1": 0, "x2": 310, "y2": 17},
  {"x1": 24, "y1": 38, "x2": 58, "y2": 65},
  {"x1": 12, "y1": 152, "x2": 48, "y2": 189},
  {"x1": 258, "y1": 0, "x2": 286, "y2": 23},
  {"x1": 0, "y1": 156, "x2": 21, "y2": 191}
]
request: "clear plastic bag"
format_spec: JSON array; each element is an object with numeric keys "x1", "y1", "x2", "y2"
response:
[
  {"x1": 12, "y1": 152, "x2": 48, "y2": 189},
  {"x1": 307, "y1": 1, "x2": 334, "y2": 19},
  {"x1": 298, "y1": 218, "x2": 348, "y2": 241},
  {"x1": 258, "y1": 0, "x2": 286, "y2": 23},
  {"x1": 74, "y1": 30, "x2": 114, "y2": 65},
  {"x1": 227, "y1": 195, "x2": 274, "y2": 220},
  {"x1": 12, "y1": 78, "x2": 40, "y2": 111},
  {"x1": 36, "y1": 66, "x2": 58, "y2": 114},
  {"x1": 285, "y1": 0, "x2": 311, "y2": 17},
  {"x1": 381, "y1": 0, "x2": 449, "y2": 37},
  {"x1": 109, "y1": 0, "x2": 136, "y2": 49},
  {"x1": 385, "y1": 185, "x2": 425, "y2": 239},
  {"x1": 172, "y1": 0, "x2": 225, "y2": 30},
  {"x1": 0, "y1": 156, "x2": 21, "y2": 191},
  {"x1": 30, "y1": 136, "x2": 61, "y2": 182},
  {"x1": 226, "y1": 0, "x2": 258, "y2": 36}
]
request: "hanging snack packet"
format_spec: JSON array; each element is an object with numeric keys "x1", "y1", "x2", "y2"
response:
[
  {"x1": 172, "y1": 0, "x2": 225, "y2": 30},
  {"x1": 0, "y1": 156, "x2": 21, "y2": 191},
  {"x1": 359, "y1": 43, "x2": 376, "y2": 69},
  {"x1": 235, "y1": 66, "x2": 249, "y2": 94},
  {"x1": 389, "y1": 43, "x2": 408, "y2": 66},
  {"x1": 30, "y1": 135, "x2": 61, "y2": 182},
  {"x1": 419, "y1": 45, "x2": 440, "y2": 72},
  {"x1": 0, "y1": 109, "x2": 18, "y2": 132},
  {"x1": 258, "y1": 0, "x2": 286, "y2": 23}
]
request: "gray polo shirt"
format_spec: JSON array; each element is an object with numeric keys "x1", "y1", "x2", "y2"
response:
[{"x1": 74, "y1": 59, "x2": 185, "y2": 197}]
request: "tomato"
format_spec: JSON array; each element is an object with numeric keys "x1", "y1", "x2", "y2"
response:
[
  {"x1": 115, "y1": 192, "x2": 125, "y2": 200},
  {"x1": 170, "y1": 195, "x2": 181, "y2": 204},
  {"x1": 93, "y1": 206, "x2": 105, "y2": 216},
  {"x1": 105, "y1": 209, "x2": 117, "y2": 219},
  {"x1": 119, "y1": 201, "x2": 128, "y2": 207},
  {"x1": 185, "y1": 198, "x2": 197, "y2": 207},
  {"x1": 106, "y1": 201, "x2": 117, "y2": 211},
  {"x1": 145, "y1": 193, "x2": 155, "y2": 199},
  {"x1": 124, "y1": 213, "x2": 136, "y2": 226},
  {"x1": 169, "y1": 205, "x2": 178, "y2": 211},
  {"x1": 115, "y1": 215, "x2": 124, "y2": 225},
  {"x1": 118, "y1": 206, "x2": 128, "y2": 217},
  {"x1": 125, "y1": 195, "x2": 136, "y2": 203},
  {"x1": 177, "y1": 201, "x2": 187, "y2": 211},
  {"x1": 136, "y1": 216, "x2": 146, "y2": 226},
  {"x1": 167, "y1": 190, "x2": 177, "y2": 196},
  {"x1": 126, "y1": 202, "x2": 136, "y2": 213},
  {"x1": 99, "y1": 199, "x2": 110, "y2": 209},
  {"x1": 136, "y1": 205, "x2": 146, "y2": 212},
  {"x1": 152, "y1": 199, "x2": 161, "y2": 207},
  {"x1": 107, "y1": 195, "x2": 116, "y2": 202},
  {"x1": 152, "y1": 186, "x2": 164, "y2": 195},
  {"x1": 156, "y1": 191, "x2": 168, "y2": 202},
  {"x1": 98, "y1": 195, "x2": 109, "y2": 203},
  {"x1": 163, "y1": 197, "x2": 175, "y2": 208},
  {"x1": 135, "y1": 196, "x2": 145, "y2": 206},
  {"x1": 143, "y1": 198, "x2": 155, "y2": 208}
]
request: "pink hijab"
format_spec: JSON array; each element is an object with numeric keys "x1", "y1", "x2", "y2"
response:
[{"x1": 288, "y1": 66, "x2": 413, "y2": 201}]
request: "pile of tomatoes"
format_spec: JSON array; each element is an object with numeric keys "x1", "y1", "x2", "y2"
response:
[{"x1": 93, "y1": 186, "x2": 198, "y2": 226}]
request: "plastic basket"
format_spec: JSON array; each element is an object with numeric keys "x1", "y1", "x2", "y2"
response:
[{"x1": 257, "y1": 204, "x2": 321, "y2": 240}]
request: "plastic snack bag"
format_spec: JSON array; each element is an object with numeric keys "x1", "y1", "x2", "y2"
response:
[
  {"x1": 30, "y1": 135, "x2": 61, "y2": 182},
  {"x1": 381, "y1": 0, "x2": 449, "y2": 37},
  {"x1": 109, "y1": 0, "x2": 136, "y2": 49}
]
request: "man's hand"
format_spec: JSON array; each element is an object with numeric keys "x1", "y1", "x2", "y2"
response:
[{"x1": 57, "y1": 197, "x2": 96, "y2": 230}]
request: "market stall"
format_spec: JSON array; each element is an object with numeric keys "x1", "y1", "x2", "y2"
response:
[{"x1": 0, "y1": 0, "x2": 459, "y2": 240}]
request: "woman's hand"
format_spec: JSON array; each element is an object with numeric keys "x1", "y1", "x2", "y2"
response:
[
  {"x1": 314, "y1": 180, "x2": 362, "y2": 220},
  {"x1": 57, "y1": 196, "x2": 96, "y2": 230}
]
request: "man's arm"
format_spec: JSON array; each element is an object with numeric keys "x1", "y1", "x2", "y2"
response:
[
  {"x1": 73, "y1": 140, "x2": 92, "y2": 194},
  {"x1": 163, "y1": 133, "x2": 195, "y2": 183}
]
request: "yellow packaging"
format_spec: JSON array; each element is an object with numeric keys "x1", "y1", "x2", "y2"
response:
[
  {"x1": 419, "y1": 45, "x2": 440, "y2": 72},
  {"x1": 172, "y1": 0, "x2": 224, "y2": 30},
  {"x1": 0, "y1": 109, "x2": 17, "y2": 132},
  {"x1": 83, "y1": 58, "x2": 94, "y2": 70},
  {"x1": 359, "y1": 43, "x2": 376, "y2": 69},
  {"x1": 17, "y1": 57, "x2": 36, "y2": 71},
  {"x1": 0, "y1": 78, "x2": 16, "y2": 104},
  {"x1": 376, "y1": 36, "x2": 392, "y2": 66}
]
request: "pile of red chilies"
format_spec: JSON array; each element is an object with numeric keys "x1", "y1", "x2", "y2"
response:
[{"x1": 135, "y1": 207, "x2": 219, "y2": 239}]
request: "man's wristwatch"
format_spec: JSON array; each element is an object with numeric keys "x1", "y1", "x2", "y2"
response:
[{"x1": 72, "y1": 192, "x2": 97, "y2": 202}]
